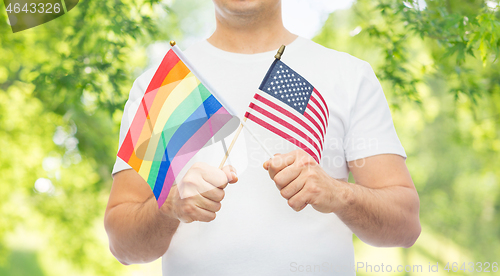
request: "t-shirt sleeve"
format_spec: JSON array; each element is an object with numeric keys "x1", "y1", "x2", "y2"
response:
[
  {"x1": 111, "y1": 69, "x2": 155, "y2": 175},
  {"x1": 343, "y1": 61, "x2": 406, "y2": 162}
]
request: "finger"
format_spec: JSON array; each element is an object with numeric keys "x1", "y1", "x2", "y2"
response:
[
  {"x1": 263, "y1": 153, "x2": 282, "y2": 170},
  {"x1": 178, "y1": 173, "x2": 205, "y2": 199},
  {"x1": 273, "y1": 165, "x2": 301, "y2": 190},
  {"x1": 176, "y1": 200, "x2": 216, "y2": 223},
  {"x1": 266, "y1": 151, "x2": 299, "y2": 179},
  {"x1": 193, "y1": 207, "x2": 217, "y2": 222},
  {"x1": 200, "y1": 185, "x2": 225, "y2": 202},
  {"x1": 178, "y1": 170, "x2": 217, "y2": 199},
  {"x1": 287, "y1": 189, "x2": 311, "y2": 212},
  {"x1": 195, "y1": 197, "x2": 222, "y2": 213},
  {"x1": 279, "y1": 174, "x2": 307, "y2": 200},
  {"x1": 200, "y1": 164, "x2": 229, "y2": 187},
  {"x1": 221, "y1": 165, "x2": 238, "y2": 184},
  {"x1": 195, "y1": 179, "x2": 226, "y2": 196}
]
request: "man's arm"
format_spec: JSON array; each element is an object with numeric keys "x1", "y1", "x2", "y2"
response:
[
  {"x1": 104, "y1": 163, "x2": 237, "y2": 265},
  {"x1": 264, "y1": 150, "x2": 421, "y2": 248},
  {"x1": 342, "y1": 154, "x2": 420, "y2": 247}
]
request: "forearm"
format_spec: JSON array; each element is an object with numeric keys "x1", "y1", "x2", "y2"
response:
[
  {"x1": 104, "y1": 189, "x2": 180, "y2": 265},
  {"x1": 264, "y1": 152, "x2": 420, "y2": 247},
  {"x1": 335, "y1": 180, "x2": 421, "y2": 248}
]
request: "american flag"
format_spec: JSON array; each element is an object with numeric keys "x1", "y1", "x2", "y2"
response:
[{"x1": 245, "y1": 59, "x2": 329, "y2": 163}]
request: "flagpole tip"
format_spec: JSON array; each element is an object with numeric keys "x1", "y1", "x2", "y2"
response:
[
  {"x1": 274, "y1": 45, "x2": 286, "y2": 60},
  {"x1": 170, "y1": 40, "x2": 176, "y2": 47}
]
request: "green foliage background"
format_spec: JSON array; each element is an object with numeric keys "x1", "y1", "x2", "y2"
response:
[{"x1": 0, "y1": 0, "x2": 499, "y2": 275}]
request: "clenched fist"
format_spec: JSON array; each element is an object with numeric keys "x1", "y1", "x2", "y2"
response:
[
  {"x1": 162, "y1": 162, "x2": 238, "y2": 223},
  {"x1": 263, "y1": 149, "x2": 351, "y2": 213}
]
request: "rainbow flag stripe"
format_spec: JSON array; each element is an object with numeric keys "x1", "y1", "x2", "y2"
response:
[{"x1": 117, "y1": 48, "x2": 233, "y2": 208}]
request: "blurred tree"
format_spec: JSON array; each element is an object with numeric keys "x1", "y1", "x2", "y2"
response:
[{"x1": 317, "y1": 0, "x2": 500, "y2": 105}]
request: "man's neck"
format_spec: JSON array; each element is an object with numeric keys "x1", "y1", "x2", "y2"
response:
[{"x1": 207, "y1": 8, "x2": 297, "y2": 54}]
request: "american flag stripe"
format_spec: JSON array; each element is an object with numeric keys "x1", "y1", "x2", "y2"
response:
[
  {"x1": 244, "y1": 112, "x2": 320, "y2": 162},
  {"x1": 307, "y1": 99, "x2": 327, "y2": 135},
  {"x1": 306, "y1": 110, "x2": 326, "y2": 137},
  {"x1": 307, "y1": 100, "x2": 327, "y2": 133},
  {"x1": 314, "y1": 88, "x2": 330, "y2": 118},
  {"x1": 254, "y1": 93, "x2": 324, "y2": 150},
  {"x1": 304, "y1": 112, "x2": 325, "y2": 138},
  {"x1": 310, "y1": 92, "x2": 328, "y2": 124},
  {"x1": 309, "y1": 92, "x2": 328, "y2": 122},
  {"x1": 248, "y1": 102, "x2": 322, "y2": 155},
  {"x1": 247, "y1": 93, "x2": 322, "y2": 158}
]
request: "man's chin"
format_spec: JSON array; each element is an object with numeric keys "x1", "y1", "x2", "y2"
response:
[{"x1": 215, "y1": 0, "x2": 278, "y2": 17}]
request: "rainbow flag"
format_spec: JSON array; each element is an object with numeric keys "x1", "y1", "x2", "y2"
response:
[{"x1": 117, "y1": 45, "x2": 236, "y2": 208}]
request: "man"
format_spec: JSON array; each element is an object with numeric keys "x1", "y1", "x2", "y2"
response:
[{"x1": 104, "y1": 0, "x2": 421, "y2": 275}]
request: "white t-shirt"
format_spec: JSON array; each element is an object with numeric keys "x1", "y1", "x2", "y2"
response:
[{"x1": 112, "y1": 37, "x2": 406, "y2": 275}]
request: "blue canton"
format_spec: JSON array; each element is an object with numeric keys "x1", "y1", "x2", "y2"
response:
[{"x1": 259, "y1": 60, "x2": 314, "y2": 115}]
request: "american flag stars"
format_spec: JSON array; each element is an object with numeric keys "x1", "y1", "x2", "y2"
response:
[{"x1": 261, "y1": 64, "x2": 314, "y2": 114}]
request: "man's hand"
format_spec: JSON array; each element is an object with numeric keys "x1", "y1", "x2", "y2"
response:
[
  {"x1": 264, "y1": 149, "x2": 421, "y2": 248},
  {"x1": 165, "y1": 163, "x2": 238, "y2": 223},
  {"x1": 263, "y1": 150, "x2": 349, "y2": 213},
  {"x1": 105, "y1": 162, "x2": 237, "y2": 264}
]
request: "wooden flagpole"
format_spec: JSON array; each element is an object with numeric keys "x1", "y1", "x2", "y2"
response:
[{"x1": 218, "y1": 117, "x2": 246, "y2": 169}]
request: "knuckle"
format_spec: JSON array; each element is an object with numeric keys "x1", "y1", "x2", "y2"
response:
[
  {"x1": 305, "y1": 155, "x2": 317, "y2": 165},
  {"x1": 287, "y1": 199, "x2": 300, "y2": 211},
  {"x1": 307, "y1": 183, "x2": 320, "y2": 194},
  {"x1": 190, "y1": 163, "x2": 202, "y2": 172},
  {"x1": 274, "y1": 174, "x2": 289, "y2": 189},
  {"x1": 183, "y1": 204, "x2": 196, "y2": 216},
  {"x1": 211, "y1": 169, "x2": 226, "y2": 184},
  {"x1": 300, "y1": 156, "x2": 315, "y2": 167},
  {"x1": 275, "y1": 180, "x2": 286, "y2": 190},
  {"x1": 214, "y1": 202, "x2": 222, "y2": 212},
  {"x1": 302, "y1": 169, "x2": 312, "y2": 178},
  {"x1": 217, "y1": 181, "x2": 228, "y2": 189},
  {"x1": 273, "y1": 174, "x2": 283, "y2": 186},
  {"x1": 204, "y1": 212, "x2": 216, "y2": 222},
  {"x1": 280, "y1": 188, "x2": 290, "y2": 199},
  {"x1": 182, "y1": 174, "x2": 198, "y2": 186},
  {"x1": 285, "y1": 154, "x2": 295, "y2": 165},
  {"x1": 304, "y1": 170, "x2": 317, "y2": 180}
]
